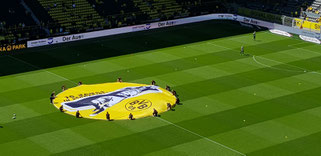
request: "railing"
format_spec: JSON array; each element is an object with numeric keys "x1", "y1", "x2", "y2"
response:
[
  {"x1": 281, "y1": 15, "x2": 321, "y2": 33},
  {"x1": 237, "y1": 7, "x2": 282, "y2": 24}
]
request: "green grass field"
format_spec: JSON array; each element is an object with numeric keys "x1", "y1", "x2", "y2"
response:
[{"x1": 1, "y1": 20, "x2": 321, "y2": 156}]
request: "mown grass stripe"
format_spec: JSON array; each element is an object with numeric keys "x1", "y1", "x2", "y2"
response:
[
  {"x1": 0, "y1": 38, "x2": 306, "y2": 107},
  {"x1": 1, "y1": 54, "x2": 320, "y2": 144},
  {"x1": 51, "y1": 87, "x2": 321, "y2": 156},
  {"x1": 247, "y1": 131, "x2": 321, "y2": 156},
  {"x1": 0, "y1": 37, "x2": 289, "y2": 93},
  {"x1": 2, "y1": 85, "x2": 319, "y2": 155}
]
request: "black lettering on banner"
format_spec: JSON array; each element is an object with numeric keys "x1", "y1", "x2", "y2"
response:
[
  {"x1": 69, "y1": 95, "x2": 76, "y2": 100},
  {"x1": 62, "y1": 91, "x2": 105, "y2": 101}
]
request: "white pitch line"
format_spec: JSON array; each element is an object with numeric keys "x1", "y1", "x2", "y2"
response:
[
  {"x1": 295, "y1": 47, "x2": 321, "y2": 55},
  {"x1": 310, "y1": 71, "x2": 321, "y2": 75},
  {"x1": 157, "y1": 117, "x2": 246, "y2": 156},
  {"x1": 287, "y1": 43, "x2": 321, "y2": 56},
  {"x1": 252, "y1": 55, "x2": 305, "y2": 73},
  {"x1": 287, "y1": 42, "x2": 307, "y2": 47},
  {"x1": 253, "y1": 55, "x2": 321, "y2": 75},
  {"x1": 254, "y1": 55, "x2": 306, "y2": 71},
  {"x1": 207, "y1": 42, "x2": 238, "y2": 51},
  {"x1": 8, "y1": 54, "x2": 246, "y2": 155},
  {"x1": 7, "y1": 55, "x2": 77, "y2": 85},
  {"x1": 264, "y1": 30, "x2": 321, "y2": 55}
]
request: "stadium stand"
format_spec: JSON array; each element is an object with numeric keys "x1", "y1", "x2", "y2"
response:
[
  {"x1": 227, "y1": 0, "x2": 313, "y2": 17},
  {"x1": 134, "y1": 0, "x2": 183, "y2": 21},
  {"x1": 0, "y1": 0, "x2": 46, "y2": 45},
  {"x1": 35, "y1": 0, "x2": 106, "y2": 33},
  {"x1": 87, "y1": 0, "x2": 147, "y2": 27},
  {"x1": 24, "y1": 0, "x2": 58, "y2": 34},
  {"x1": 2, "y1": 0, "x2": 318, "y2": 46},
  {"x1": 310, "y1": 0, "x2": 321, "y2": 11},
  {"x1": 301, "y1": 0, "x2": 321, "y2": 22}
]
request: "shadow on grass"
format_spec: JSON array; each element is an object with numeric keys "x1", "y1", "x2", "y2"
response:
[{"x1": 0, "y1": 20, "x2": 262, "y2": 76}]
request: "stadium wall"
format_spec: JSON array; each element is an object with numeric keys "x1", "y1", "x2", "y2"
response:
[{"x1": 27, "y1": 14, "x2": 321, "y2": 48}]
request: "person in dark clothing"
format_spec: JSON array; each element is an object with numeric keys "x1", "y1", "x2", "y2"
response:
[
  {"x1": 128, "y1": 113, "x2": 134, "y2": 120},
  {"x1": 62, "y1": 85, "x2": 66, "y2": 91},
  {"x1": 151, "y1": 80, "x2": 156, "y2": 85},
  {"x1": 78, "y1": 81, "x2": 83, "y2": 86},
  {"x1": 166, "y1": 85, "x2": 170, "y2": 91},
  {"x1": 253, "y1": 31, "x2": 256, "y2": 40},
  {"x1": 167, "y1": 103, "x2": 172, "y2": 110},
  {"x1": 106, "y1": 112, "x2": 111, "y2": 121},
  {"x1": 176, "y1": 97, "x2": 180, "y2": 104},
  {"x1": 153, "y1": 108, "x2": 158, "y2": 117},
  {"x1": 240, "y1": 46, "x2": 244, "y2": 56},
  {"x1": 50, "y1": 92, "x2": 56, "y2": 104},
  {"x1": 59, "y1": 105, "x2": 65, "y2": 112},
  {"x1": 76, "y1": 110, "x2": 82, "y2": 118},
  {"x1": 117, "y1": 77, "x2": 123, "y2": 82},
  {"x1": 172, "y1": 90, "x2": 177, "y2": 96}
]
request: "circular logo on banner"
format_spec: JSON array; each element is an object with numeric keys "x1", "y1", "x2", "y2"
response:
[
  {"x1": 53, "y1": 82, "x2": 176, "y2": 120},
  {"x1": 125, "y1": 99, "x2": 152, "y2": 112}
]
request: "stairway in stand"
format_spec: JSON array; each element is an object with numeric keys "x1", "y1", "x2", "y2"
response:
[
  {"x1": 37, "y1": 0, "x2": 105, "y2": 32},
  {"x1": 133, "y1": 0, "x2": 182, "y2": 20}
]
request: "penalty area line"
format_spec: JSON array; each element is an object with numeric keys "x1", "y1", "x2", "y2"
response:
[
  {"x1": 252, "y1": 55, "x2": 321, "y2": 76},
  {"x1": 7, "y1": 55, "x2": 78, "y2": 85},
  {"x1": 7, "y1": 53, "x2": 245, "y2": 156},
  {"x1": 157, "y1": 117, "x2": 246, "y2": 156},
  {"x1": 252, "y1": 55, "x2": 304, "y2": 73}
]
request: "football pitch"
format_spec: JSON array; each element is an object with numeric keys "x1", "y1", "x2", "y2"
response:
[{"x1": 1, "y1": 20, "x2": 321, "y2": 155}]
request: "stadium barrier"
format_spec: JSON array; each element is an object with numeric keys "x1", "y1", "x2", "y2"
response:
[
  {"x1": 293, "y1": 18, "x2": 321, "y2": 33},
  {"x1": 237, "y1": 7, "x2": 283, "y2": 24},
  {"x1": 27, "y1": 14, "x2": 321, "y2": 48}
]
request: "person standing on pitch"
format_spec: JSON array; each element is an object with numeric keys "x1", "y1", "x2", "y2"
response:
[
  {"x1": 50, "y1": 92, "x2": 56, "y2": 104},
  {"x1": 153, "y1": 108, "x2": 158, "y2": 117},
  {"x1": 128, "y1": 113, "x2": 134, "y2": 120},
  {"x1": 166, "y1": 85, "x2": 170, "y2": 91},
  {"x1": 106, "y1": 112, "x2": 111, "y2": 121},
  {"x1": 240, "y1": 45, "x2": 244, "y2": 56},
  {"x1": 76, "y1": 110, "x2": 82, "y2": 118},
  {"x1": 167, "y1": 103, "x2": 172, "y2": 111},
  {"x1": 59, "y1": 105, "x2": 65, "y2": 112},
  {"x1": 253, "y1": 31, "x2": 256, "y2": 40},
  {"x1": 62, "y1": 85, "x2": 66, "y2": 91}
]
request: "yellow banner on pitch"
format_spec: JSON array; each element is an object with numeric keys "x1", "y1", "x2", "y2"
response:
[{"x1": 53, "y1": 82, "x2": 177, "y2": 120}]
